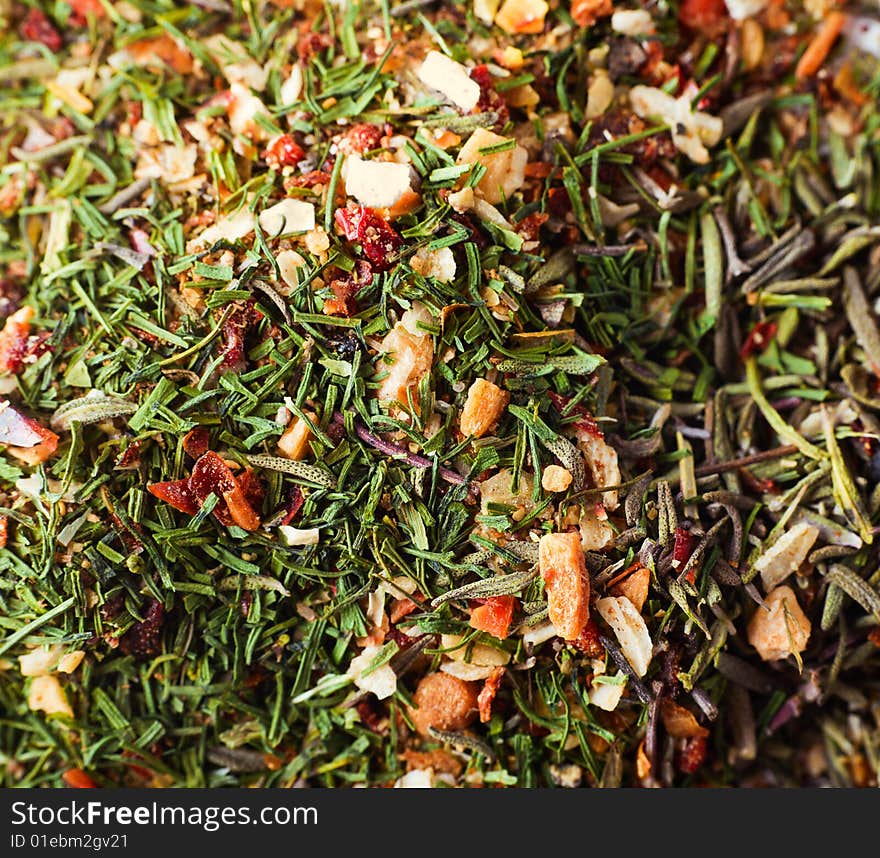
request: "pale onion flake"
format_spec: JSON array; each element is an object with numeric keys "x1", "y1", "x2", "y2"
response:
[
  {"x1": 347, "y1": 644, "x2": 397, "y2": 700},
  {"x1": 278, "y1": 525, "x2": 321, "y2": 546},
  {"x1": 258, "y1": 199, "x2": 316, "y2": 235},
  {"x1": 416, "y1": 51, "x2": 481, "y2": 112},
  {"x1": 343, "y1": 155, "x2": 412, "y2": 209},
  {"x1": 596, "y1": 596, "x2": 653, "y2": 677},
  {"x1": 755, "y1": 521, "x2": 820, "y2": 591},
  {"x1": 629, "y1": 85, "x2": 722, "y2": 164},
  {"x1": 724, "y1": 0, "x2": 769, "y2": 20}
]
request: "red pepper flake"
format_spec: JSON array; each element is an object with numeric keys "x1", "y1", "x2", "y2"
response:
[
  {"x1": 61, "y1": 769, "x2": 97, "y2": 789},
  {"x1": 673, "y1": 523, "x2": 696, "y2": 581},
  {"x1": 517, "y1": 212, "x2": 549, "y2": 242},
  {"x1": 0, "y1": 515, "x2": 8, "y2": 550},
  {"x1": 477, "y1": 666, "x2": 506, "y2": 724},
  {"x1": 547, "y1": 390, "x2": 603, "y2": 437},
  {"x1": 469, "y1": 64, "x2": 509, "y2": 125},
  {"x1": 119, "y1": 599, "x2": 165, "y2": 659},
  {"x1": 325, "y1": 260, "x2": 373, "y2": 317},
  {"x1": 334, "y1": 205, "x2": 402, "y2": 270},
  {"x1": 279, "y1": 486, "x2": 305, "y2": 526},
  {"x1": 339, "y1": 123, "x2": 383, "y2": 155},
  {"x1": 296, "y1": 31, "x2": 331, "y2": 61},
  {"x1": 189, "y1": 451, "x2": 262, "y2": 531},
  {"x1": 219, "y1": 301, "x2": 263, "y2": 371},
  {"x1": 356, "y1": 697, "x2": 385, "y2": 732},
  {"x1": 739, "y1": 320, "x2": 778, "y2": 361},
  {"x1": 182, "y1": 426, "x2": 211, "y2": 460},
  {"x1": 676, "y1": 734, "x2": 708, "y2": 775},
  {"x1": 147, "y1": 478, "x2": 199, "y2": 515},
  {"x1": 572, "y1": 618, "x2": 605, "y2": 658},
  {"x1": 264, "y1": 134, "x2": 306, "y2": 170},
  {"x1": 20, "y1": 8, "x2": 62, "y2": 51}
]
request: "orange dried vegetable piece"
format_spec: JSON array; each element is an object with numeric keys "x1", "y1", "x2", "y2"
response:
[
  {"x1": 277, "y1": 414, "x2": 314, "y2": 460},
  {"x1": 477, "y1": 666, "x2": 506, "y2": 723},
  {"x1": 469, "y1": 595, "x2": 516, "y2": 639},
  {"x1": 495, "y1": 0, "x2": 549, "y2": 34},
  {"x1": 539, "y1": 531, "x2": 590, "y2": 641},
  {"x1": 459, "y1": 378, "x2": 509, "y2": 439},
  {"x1": 795, "y1": 11, "x2": 846, "y2": 79},
  {"x1": 408, "y1": 672, "x2": 479, "y2": 736},
  {"x1": 610, "y1": 563, "x2": 651, "y2": 613}
]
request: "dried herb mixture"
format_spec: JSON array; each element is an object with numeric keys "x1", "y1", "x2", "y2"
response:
[{"x1": 1, "y1": 0, "x2": 880, "y2": 788}]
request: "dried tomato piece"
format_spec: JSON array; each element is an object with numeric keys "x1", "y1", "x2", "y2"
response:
[
  {"x1": 0, "y1": 402, "x2": 58, "y2": 465},
  {"x1": 119, "y1": 599, "x2": 165, "y2": 659},
  {"x1": 20, "y1": 8, "x2": 62, "y2": 51},
  {"x1": 469, "y1": 595, "x2": 516, "y2": 640},
  {"x1": 678, "y1": 0, "x2": 728, "y2": 36},
  {"x1": 147, "y1": 479, "x2": 199, "y2": 515},
  {"x1": 477, "y1": 666, "x2": 506, "y2": 724},
  {"x1": 334, "y1": 205, "x2": 402, "y2": 270},
  {"x1": 340, "y1": 123, "x2": 383, "y2": 154},
  {"x1": 190, "y1": 451, "x2": 261, "y2": 531},
  {"x1": 739, "y1": 320, "x2": 778, "y2": 361},
  {"x1": 182, "y1": 426, "x2": 211, "y2": 460},
  {"x1": 264, "y1": 134, "x2": 306, "y2": 170},
  {"x1": 0, "y1": 307, "x2": 33, "y2": 374}
]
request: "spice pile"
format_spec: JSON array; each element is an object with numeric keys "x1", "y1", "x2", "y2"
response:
[{"x1": 1, "y1": 0, "x2": 879, "y2": 788}]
